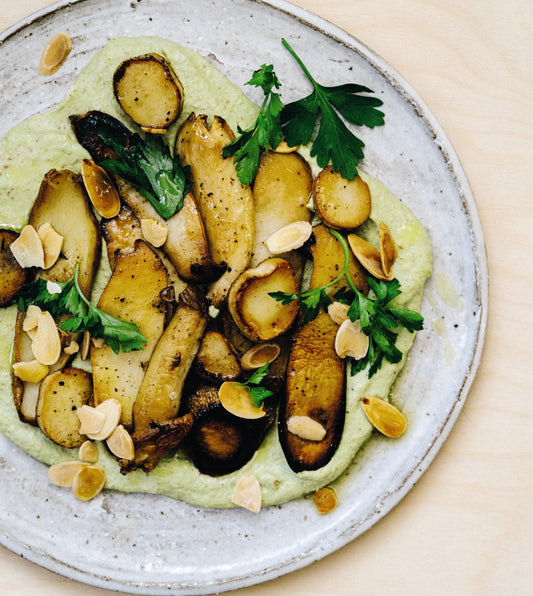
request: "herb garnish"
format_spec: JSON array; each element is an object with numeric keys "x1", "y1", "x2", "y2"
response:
[
  {"x1": 234, "y1": 362, "x2": 274, "y2": 408},
  {"x1": 224, "y1": 39, "x2": 385, "y2": 185},
  {"x1": 17, "y1": 265, "x2": 147, "y2": 354},
  {"x1": 269, "y1": 230, "x2": 423, "y2": 377},
  {"x1": 97, "y1": 122, "x2": 191, "y2": 220},
  {"x1": 221, "y1": 64, "x2": 284, "y2": 185}
]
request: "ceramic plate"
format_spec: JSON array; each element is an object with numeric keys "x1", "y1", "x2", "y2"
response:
[{"x1": 0, "y1": 0, "x2": 487, "y2": 593}]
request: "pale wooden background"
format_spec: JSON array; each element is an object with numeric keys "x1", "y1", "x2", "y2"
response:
[{"x1": 0, "y1": 0, "x2": 531, "y2": 594}]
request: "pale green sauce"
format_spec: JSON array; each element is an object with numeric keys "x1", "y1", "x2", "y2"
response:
[{"x1": 0, "y1": 37, "x2": 432, "y2": 508}]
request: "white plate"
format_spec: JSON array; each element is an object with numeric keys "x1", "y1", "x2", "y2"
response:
[{"x1": 0, "y1": 0, "x2": 488, "y2": 593}]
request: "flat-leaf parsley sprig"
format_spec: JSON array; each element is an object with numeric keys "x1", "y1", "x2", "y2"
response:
[
  {"x1": 234, "y1": 362, "x2": 274, "y2": 408},
  {"x1": 280, "y1": 38, "x2": 385, "y2": 181},
  {"x1": 221, "y1": 64, "x2": 284, "y2": 185},
  {"x1": 97, "y1": 119, "x2": 191, "y2": 220},
  {"x1": 269, "y1": 230, "x2": 423, "y2": 377},
  {"x1": 17, "y1": 265, "x2": 147, "y2": 354}
]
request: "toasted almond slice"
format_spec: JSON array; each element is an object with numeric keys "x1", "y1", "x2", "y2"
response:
[
  {"x1": 231, "y1": 474, "x2": 262, "y2": 513},
  {"x1": 287, "y1": 415, "x2": 327, "y2": 442},
  {"x1": 335, "y1": 319, "x2": 369, "y2": 360},
  {"x1": 48, "y1": 460, "x2": 90, "y2": 487},
  {"x1": 86, "y1": 398, "x2": 122, "y2": 441},
  {"x1": 273, "y1": 139, "x2": 300, "y2": 153},
  {"x1": 77, "y1": 404, "x2": 106, "y2": 436},
  {"x1": 106, "y1": 425, "x2": 134, "y2": 460},
  {"x1": 90, "y1": 336, "x2": 105, "y2": 349},
  {"x1": 347, "y1": 233, "x2": 393, "y2": 281},
  {"x1": 72, "y1": 465, "x2": 106, "y2": 501},
  {"x1": 218, "y1": 381, "x2": 266, "y2": 419},
  {"x1": 361, "y1": 396, "x2": 407, "y2": 438},
  {"x1": 39, "y1": 32, "x2": 72, "y2": 76},
  {"x1": 81, "y1": 159, "x2": 121, "y2": 219},
  {"x1": 37, "y1": 222, "x2": 64, "y2": 269},
  {"x1": 265, "y1": 221, "x2": 312, "y2": 255},
  {"x1": 64, "y1": 340, "x2": 79, "y2": 355},
  {"x1": 140, "y1": 126, "x2": 168, "y2": 135},
  {"x1": 379, "y1": 221, "x2": 397, "y2": 279},
  {"x1": 314, "y1": 487, "x2": 338, "y2": 514},
  {"x1": 327, "y1": 301, "x2": 350, "y2": 325},
  {"x1": 240, "y1": 343, "x2": 281, "y2": 371},
  {"x1": 140, "y1": 218, "x2": 168, "y2": 247},
  {"x1": 9, "y1": 225, "x2": 45, "y2": 269},
  {"x1": 80, "y1": 331, "x2": 91, "y2": 360},
  {"x1": 31, "y1": 311, "x2": 61, "y2": 365},
  {"x1": 79, "y1": 440, "x2": 99, "y2": 463},
  {"x1": 23, "y1": 304, "x2": 42, "y2": 333},
  {"x1": 46, "y1": 280, "x2": 62, "y2": 295},
  {"x1": 12, "y1": 359, "x2": 49, "y2": 383}
]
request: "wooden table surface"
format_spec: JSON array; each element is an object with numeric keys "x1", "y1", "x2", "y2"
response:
[{"x1": 1, "y1": 0, "x2": 531, "y2": 594}]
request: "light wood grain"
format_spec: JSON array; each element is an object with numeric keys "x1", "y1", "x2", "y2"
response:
[{"x1": 1, "y1": 0, "x2": 532, "y2": 594}]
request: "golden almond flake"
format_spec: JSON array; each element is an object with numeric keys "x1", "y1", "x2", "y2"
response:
[
  {"x1": 46, "y1": 280, "x2": 62, "y2": 295},
  {"x1": 347, "y1": 233, "x2": 392, "y2": 281},
  {"x1": 314, "y1": 487, "x2": 338, "y2": 514},
  {"x1": 85, "y1": 398, "x2": 122, "y2": 441},
  {"x1": 141, "y1": 218, "x2": 168, "y2": 247},
  {"x1": 81, "y1": 159, "x2": 121, "y2": 219},
  {"x1": 218, "y1": 381, "x2": 266, "y2": 420},
  {"x1": 23, "y1": 304, "x2": 42, "y2": 333},
  {"x1": 106, "y1": 425, "x2": 134, "y2": 460},
  {"x1": 379, "y1": 221, "x2": 397, "y2": 279},
  {"x1": 31, "y1": 311, "x2": 61, "y2": 366},
  {"x1": 287, "y1": 415, "x2": 327, "y2": 442},
  {"x1": 39, "y1": 32, "x2": 72, "y2": 76},
  {"x1": 72, "y1": 465, "x2": 106, "y2": 501},
  {"x1": 240, "y1": 342, "x2": 281, "y2": 371},
  {"x1": 77, "y1": 404, "x2": 106, "y2": 436},
  {"x1": 231, "y1": 474, "x2": 262, "y2": 513},
  {"x1": 48, "y1": 460, "x2": 90, "y2": 488},
  {"x1": 12, "y1": 359, "x2": 49, "y2": 383},
  {"x1": 9, "y1": 225, "x2": 45, "y2": 269},
  {"x1": 335, "y1": 319, "x2": 369, "y2": 360},
  {"x1": 272, "y1": 139, "x2": 300, "y2": 153},
  {"x1": 79, "y1": 440, "x2": 99, "y2": 463},
  {"x1": 80, "y1": 331, "x2": 91, "y2": 360},
  {"x1": 63, "y1": 340, "x2": 80, "y2": 355},
  {"x1": 327, "y1": 301, "x2": 350, "y2": 325},
  {"x1": 361, "y1": 396, "x2": 407, "y2": 438},
  {"x1": 265, "y1": 220, "x2": 312, "y2": 255},
  {"x1": 37, "y1": 222, "x2": 64, "y2": 269}
]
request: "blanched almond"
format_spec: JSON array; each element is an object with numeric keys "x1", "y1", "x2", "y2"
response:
[
  {"x1": 64, "y1": 340, "x2": 79, "y2": 355},
  {"x1": 46, "y1": 280, "x2": 62, "y2": 295},
  {"x1": 141, "y1": 218, "x2": 168, "y2": 247},
  {"x1": 38, "y1": 222, "x2": 64, "y2": 269},
  {"x1": 23, "y1": 304, "x2": 42, "y2": 333},
  {"x1": 347, "y1": 233, "x2": 392, "y2": 281},
  {"x1": 85, "y1": 398, "x2": 122, "y2": 441},
  {"x1": 240, "y1": 343, "x2": 281, "y2": 370},
  {"x1": 218, "y1": 381, "x2": 266, "y2": 419},
  {"x1": 72, "y1": 465, "x2": 106, "y2": 501},
  {"x1": 48, "y1": 460, "x2": 90, "y2": 487},
  {"x1": 12, "y1": 359, "x2": 49, "y2": 383},
  {"x1": 81, "y1": 159, "x2": 121, "y2": 219},
  {"x1": 265, "y1": 221, "x2": 312, "y2": 254},
  {"x1": 9, "y1": 225, "x2": 45, "y2": 269},
  {"x1": 231, "y1": 474, "x2": 262, "y2": 513},
  {"x1": 77, "y1": 404, "x2": 106, "y2": 436},
  {"x1": 361, "y1": 396, "x2": 407, "y2": 438},
  {"x1": 31, "y1": 311, "x2": 61, "y2": 365},
  {"x1": 287, "y1": 415, "x2": 327, "y2": 442},
  {"x1": 335, "y1": 319, "x2": 369, "y2": 360},
  {"x1": 327, "y1": 301, "x2": 350, "y2": 325},
  {"x1": 39, "y1": 32, "x2": 72, "y2": 76},
  {"x1": 379, "y1": 221, "x2": 397, "y2": 279},
  {"x1": 314, "y1": 487, "x2": 338, "y2": 514},
  {"x1": 106, "y1": 425, "x2": 134, "y2": 460},
  {"x1": 79, "y1": 440, "x2": 99, "y2": 463}
]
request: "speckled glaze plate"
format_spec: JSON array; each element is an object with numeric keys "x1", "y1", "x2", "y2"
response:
[{"x1": 0, "y1": 0, "x2": 487, "y2": 593}]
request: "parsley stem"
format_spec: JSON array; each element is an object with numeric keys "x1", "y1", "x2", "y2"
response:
[
  {"x1": 281, "y1": 39, "x2": 316, "y2": 89},
  {"x1": 328, "y1": 229, "x2": 361, "y2": 296}
]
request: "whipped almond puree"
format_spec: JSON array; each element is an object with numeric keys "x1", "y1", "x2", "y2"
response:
[{"x1": 0, "y1": 37, "x2": 432, "y2": 507}]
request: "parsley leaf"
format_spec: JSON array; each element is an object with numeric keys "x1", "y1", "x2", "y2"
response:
[
  {"x1": 234, "y1": 362, "x2": 274, "y2": 408},
  {"x1": 222, "y1": 64, "x2": 284, "y2": 185},
  {"x1": 270, "y1": 229, "x2": 423, "y2": 377},
  {"x1": 97, "y1": 119, "x2": 191, "y2": 220},
  {"x1": 17, "y1": 266, "x2": 146, "y2": 354},
  {"x1": 280, "y1": 38, "x2": 385, "y2": 180}
]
